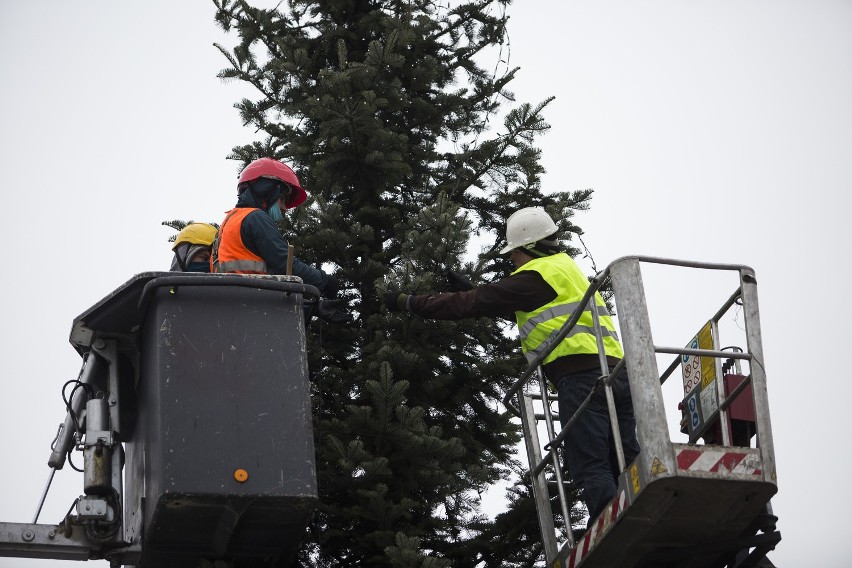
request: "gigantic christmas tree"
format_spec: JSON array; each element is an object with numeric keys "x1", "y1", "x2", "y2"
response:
[{"x1": 212, "y1": 1, "x2": 591, "y2": 564}]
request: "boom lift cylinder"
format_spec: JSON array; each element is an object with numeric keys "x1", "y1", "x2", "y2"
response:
[
  {"x1": 83, "y1": 397, "x2": 112, "y2": 496},
  {"x1": 47, "y1": 354, "x2": 103, "y2": 470}
]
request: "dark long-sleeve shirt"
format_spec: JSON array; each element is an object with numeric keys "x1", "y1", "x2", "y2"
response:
[
  {"x1": 408, "y1": 271, "x2": 617, "y2": 378},
  {"x1": 232, "y1": 190, "x2": 329, "y2": 292},
  {"x1": 238, "y1": 208, "x2": 327, "y2": 288}
]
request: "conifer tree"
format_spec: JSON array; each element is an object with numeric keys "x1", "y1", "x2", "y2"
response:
[{"x1": 211, "y1": 1, "x2": 591, "y2": 564}]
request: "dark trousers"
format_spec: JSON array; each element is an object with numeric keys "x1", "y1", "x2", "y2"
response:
[{"x1": 556, "y1": 366, "x2": 641, "y2": 524}]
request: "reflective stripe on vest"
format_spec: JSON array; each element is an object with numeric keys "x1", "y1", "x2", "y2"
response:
[
  {"x1": 513, "y1": 253, "x2": 624, "y2": 365},
  {"x1": 211, "y1": 208, "x2": 268, "y2": 274}
]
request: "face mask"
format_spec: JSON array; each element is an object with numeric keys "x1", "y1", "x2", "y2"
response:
[
  {"x1": 186, "y1": 261, "x2": 211, "y2": 273},
  {"x1": 268, "y1": 202, "x2": 284, "y2": 222}
]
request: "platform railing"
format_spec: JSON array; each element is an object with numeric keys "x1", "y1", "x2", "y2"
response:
[{"x1": 503, "y1": 256, "x2": 776, "y2": 564}]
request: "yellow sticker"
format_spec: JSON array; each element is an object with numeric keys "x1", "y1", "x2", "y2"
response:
[
  {"x1": 698, "y1": 322, "x2": 716, "y2": 389},
  {"x1": 650, "y1": 456, "x2": 668, "y2": 475},
  {"x1": 683, "y1": 321, "x2": 717, "y2": 394},
  {"x1": 630, "y1": 463, "x2": 641, "y2": 494}
]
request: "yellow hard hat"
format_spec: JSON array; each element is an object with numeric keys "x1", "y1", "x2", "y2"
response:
[{"x1": 172, "y1": 223, "x2": 218, "y2": 250}]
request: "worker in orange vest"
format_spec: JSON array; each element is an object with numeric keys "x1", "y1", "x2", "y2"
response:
[{"x1": 212, "y1": 157, "x2": 349, "y2": 323}]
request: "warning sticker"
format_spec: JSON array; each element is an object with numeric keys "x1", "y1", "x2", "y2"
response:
[
  {"x1": 700, "y1": 379, "x2": 719, "y2": 418},
  {"x1": 681, "y1": 339, "x2": 702, "y2": 396},
  {"x1": 697, "y1": 323, "x2": 716, "y2": 389},
  {"x1": 630, "y1": 463, "x2": 641, "y2": 494},
  {"x1": 686, "y1": 391, "x2": 701, "y2": 432},
  {"x1": 650, "y1": 456, "x2": 668, "y2": 476},
  {"x1": 682, "y1": 321, "x2": 716, "y2": 395}
]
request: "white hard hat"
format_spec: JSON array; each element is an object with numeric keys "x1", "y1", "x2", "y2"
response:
[{"x1": 499, "y1": 207, "x2": 558, "y2": 254}]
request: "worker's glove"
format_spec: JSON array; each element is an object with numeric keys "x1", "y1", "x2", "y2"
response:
[
  {"x1": 383, "y1": 291, "x2": 410, "y2": 312},
  {"x1": 316, "y1": 298, "x2": 352, "y2": 324},
  {"x1": 322, "y1": 274, "x2": 340, "y2": 299},
  {"x1": 443, "y1": 269, "x2": 474, "y2": 292}
]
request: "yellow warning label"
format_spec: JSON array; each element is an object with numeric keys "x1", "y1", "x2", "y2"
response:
[
  {"x1": 553, "y1": 561, "x2": 561, "y2": 568},
  {"x1": 650, "y1": 456, "x2": 668, "y2": 476},
  {"x1": 630, "y1": 463, "x2": 641, "y2": 494},
  {"x1": 682, "y1": 321, "x2": 717, "y2": 395},
  {"x1": 697, "y1": 322, "x2": 716, "y2": 389}
]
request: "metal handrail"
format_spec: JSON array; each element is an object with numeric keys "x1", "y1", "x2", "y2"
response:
[
  {"x1": 503, "y1": 255, "x2": 753, "y2": 414},
  {"x1": 535, "y1": 369, "x2": 573, "y2": 544},
  {"x1": 606, "y1": 255, "x2": 753, "y2": 273},
  {"x1": 537, "y1": 359, "x2": 626, "y2": 475},
  {"x1": 137, "y1": 274, "x2": 320, "y2": 311},
  {"x1": 657, "y1": 346, "x2": 752, "y2": 360},
  {"x1": 658, "y1": 287, "x2": 746, "y2": 386}
]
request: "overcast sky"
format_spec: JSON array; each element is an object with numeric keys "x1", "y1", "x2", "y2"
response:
[{"x1": 1, "y1": 2, "x2": 850, "y2": 567}]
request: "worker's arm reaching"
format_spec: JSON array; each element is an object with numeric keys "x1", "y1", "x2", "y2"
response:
[
  {"x1": 383, "y1": 266, "x2": 611, "y2": 376},
  {"x1": 384, "y1": 206, "x2": 640, "y2": 527},
  {"x1": 240, "y1": 210, "x2": 335, "y2": 292},
  {"x1": 212, "y1": 156, "x2": 352, "y2": 325},
  {"x1": 384, "y1": 271, "x2": 556, "y2": 320}
]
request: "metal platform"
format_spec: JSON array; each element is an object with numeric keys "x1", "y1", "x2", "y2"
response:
[
  {"x1": 506, "y1": 256, "x2": 781, "y2": 568},
  {"x1": 0, "y1": 272, "x2": 322, "y2": 567},
  {"x1": 556, "y1": 445, "x2": 777, "y2": 568}
]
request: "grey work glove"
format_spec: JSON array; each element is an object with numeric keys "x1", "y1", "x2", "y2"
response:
[
  {"x1": 383, "y1": 291, "x2": 410, "y2": 312},
  {"x1": 316, "y1": 298, "x2": 352, "y2": 324},
  {"x1": 443, "y1": 269, "x2": 474, "y2": 292},
  {"x1": 322, "y1": 274, "x2": 340, "y2": 299}
]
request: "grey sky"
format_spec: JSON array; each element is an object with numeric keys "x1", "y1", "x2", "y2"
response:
[{"x1": 1, "y1": 1, "x2": 849, "y2": 566}]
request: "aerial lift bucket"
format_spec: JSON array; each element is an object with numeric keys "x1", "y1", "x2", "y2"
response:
[
  {"x1": 507, "y1": 257, "x2": 780, "y2": 568},
  {"x1": 67, "y1": 272, "x2": 320, "y2": 567}
]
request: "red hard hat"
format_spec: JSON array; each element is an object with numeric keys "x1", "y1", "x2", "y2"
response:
[{"x1": 238, "y1": 158, "x2": 307, "y2": 208}]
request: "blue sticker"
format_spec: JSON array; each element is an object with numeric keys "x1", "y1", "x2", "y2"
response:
[
  {"x1": 683, "y1": 338, "x2": 700, "y2": 363},
  {"x1": 687, "y1": 393, "x2": 700, "y2": 429}
]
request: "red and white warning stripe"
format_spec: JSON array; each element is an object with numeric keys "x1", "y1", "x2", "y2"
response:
[
  {"x1": 675, "y1": 447, "x2": 762, "y2": 476},
  {"x1": 566, "y1": 489, "x2": 627, "y2": 568},
  {"x1": 562, "y1": 449, "x2": 762, "y2": 566}
]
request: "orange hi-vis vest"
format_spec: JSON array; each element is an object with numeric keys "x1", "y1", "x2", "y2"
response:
[{"x1": 211, "y1": 208, "x2": 267, "y2": 274}]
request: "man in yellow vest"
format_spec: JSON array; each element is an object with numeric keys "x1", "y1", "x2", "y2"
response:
[{"x1": 383, "y1": 206, "x2": 640, "y2": 524}]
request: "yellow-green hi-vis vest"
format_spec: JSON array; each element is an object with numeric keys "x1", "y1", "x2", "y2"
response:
[{"x1": 512, "y1": 253, "x2": 624, "y2": 365}]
